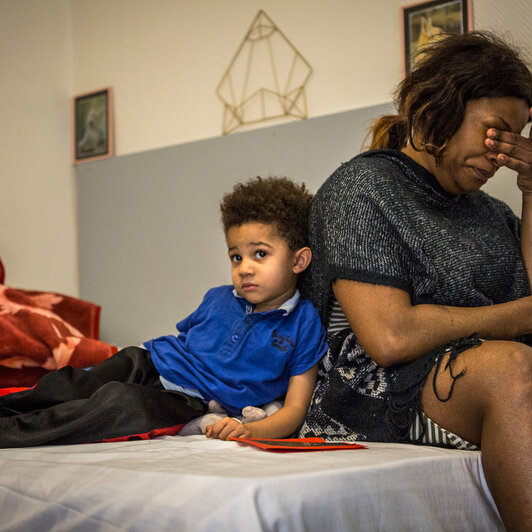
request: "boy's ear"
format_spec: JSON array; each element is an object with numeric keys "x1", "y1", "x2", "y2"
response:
[{"x1": 292, "y1": 247, "x2": 312, "y2": 274}]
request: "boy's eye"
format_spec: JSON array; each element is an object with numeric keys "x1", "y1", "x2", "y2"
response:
[
  {"x1": 255, "y1": 250, "x2": 268, "y2": 259},
  {"x1": 230, "y1": 254, "x2": 242, "y2": 263}
]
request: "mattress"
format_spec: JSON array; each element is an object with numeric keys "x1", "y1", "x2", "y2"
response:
[{"x1": 0, "y1": 435, "x2": 502, "y2": 531}]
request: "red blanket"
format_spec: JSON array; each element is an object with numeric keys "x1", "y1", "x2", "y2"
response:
[{"x1": 0, "y1": 284, "x2": 117, "y2": 386}]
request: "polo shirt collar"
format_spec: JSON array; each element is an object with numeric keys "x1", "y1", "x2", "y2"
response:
[{"x1": 232, "y1": 289, "x2": 300, "y2": 315}]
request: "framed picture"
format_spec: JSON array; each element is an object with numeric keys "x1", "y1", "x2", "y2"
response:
[
  {"x1": 73, "y1": 87, "x2": 113, "y2": 163},
  {"x1": 402, "y1": 0, "x2": 472, "y2": 75}
]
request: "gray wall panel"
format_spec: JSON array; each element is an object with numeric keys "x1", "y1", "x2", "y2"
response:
[{"x1": 76, "y1": 103, "x2": 394, "y2": 345}]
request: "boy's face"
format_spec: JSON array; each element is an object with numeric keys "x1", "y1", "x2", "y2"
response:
[{"x1": 226, "y1": 222, "x2": 300, "y2": 313}]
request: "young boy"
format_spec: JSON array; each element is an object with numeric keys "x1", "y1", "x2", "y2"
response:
[{"x1": 0, "y1": 177, "x2": 327, "y2": 447}]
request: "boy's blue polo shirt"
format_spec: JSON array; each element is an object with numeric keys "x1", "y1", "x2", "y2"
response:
[{"x1": 144, "y1": 285, "x2": 328, "y2": 415}]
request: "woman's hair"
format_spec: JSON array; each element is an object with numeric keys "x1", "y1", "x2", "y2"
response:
[
  {"x1": 220, "y1": 176, "x2": 313, "y2": 250},
  {"x1": 369, "y1": 31, "x2": 532, "y2": 158}
]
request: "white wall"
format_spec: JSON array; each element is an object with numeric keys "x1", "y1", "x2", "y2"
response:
[
  {"x1": 1, "y1": 0, "x2": 531, "y2": 294},
  {"x1": 70, "y1": 0, "x2": 532, "y2": 155},
  {"x1": 0, "y1": 0, "x2": 77, "y2": 294}
]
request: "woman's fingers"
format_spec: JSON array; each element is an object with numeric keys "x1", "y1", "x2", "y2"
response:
[
  {"x1": 486, "y1": 128, "x2": 532, "y2": 163},
  {"x1": 486, "y1": 120, "x2": 532, "y2": 192}
]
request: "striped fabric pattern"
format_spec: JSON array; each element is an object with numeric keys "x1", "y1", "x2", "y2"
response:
[
  {"x1": 410, "y1": 411, "x2": 479, "y2": 451},
  {"x1": 326, "y1": 298, "x2": 350, "y2": 334}
]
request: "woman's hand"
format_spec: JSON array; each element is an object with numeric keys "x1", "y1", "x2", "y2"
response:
[
  {"x1": 485, "y1": 107, "x2": 532, "y2": 193},
  {"x1": 205, "y1": 417, "x2": 252, "y2": 440},
  {"x1": 485, "y1": 107, "x2": 532, "y2": 284}
]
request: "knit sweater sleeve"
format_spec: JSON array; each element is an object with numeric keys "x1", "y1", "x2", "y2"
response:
[
  {"x1": 305, "y1": 156, "x2": 431, "y2": 322},
  {"x1": 307, "y1": 157, "x2": 423, "y2": 309}
]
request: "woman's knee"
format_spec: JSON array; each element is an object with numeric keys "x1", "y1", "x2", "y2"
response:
[
  {"x1": 471, "y1": 341, "x2": 532, "y2": 408},
  {"x1": 421, "y1": 341, "x2": 531, "y2": 443},
  {"x1": 501, "y1": 342, "x2": 532, "y2": 400},
  {"x1": 425, "y1": 341, "x2": 531, "y2": 410},
  {"x1": 487, "y1": 341, "x2": 532, "y2": 381}
]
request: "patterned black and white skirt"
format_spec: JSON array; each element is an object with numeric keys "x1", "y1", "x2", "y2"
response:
[{"x1": 298, "y1": 329, "x2": 481, "y2": 450}]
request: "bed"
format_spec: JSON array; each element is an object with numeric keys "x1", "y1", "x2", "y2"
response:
[
  {"x1": 0, "y1": 267, "x2": 504, "y2": 531},
  {"x1": 0, "y1": 435, "x2": 502, "y2": 531},
  {"x1": 0, "y1": 103, "x2": 507, "y2": 530}
]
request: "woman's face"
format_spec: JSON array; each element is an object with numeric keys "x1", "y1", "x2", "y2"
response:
[{"x1": 427, "y1": 97, "x2": 529, "y2": 195}]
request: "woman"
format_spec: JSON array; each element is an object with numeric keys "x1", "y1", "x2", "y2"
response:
[{"x1": 299, "y1": 32, "x2": 532, "y2": 530}]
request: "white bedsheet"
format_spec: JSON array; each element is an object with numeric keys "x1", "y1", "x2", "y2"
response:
[{"x1": 0, "y1": 435, "x2": 502, "y2": 531}]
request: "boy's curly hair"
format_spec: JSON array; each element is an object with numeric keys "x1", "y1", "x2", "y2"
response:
[{"x1": 220, "y1": 176, "x2": 313, "y2": 250}]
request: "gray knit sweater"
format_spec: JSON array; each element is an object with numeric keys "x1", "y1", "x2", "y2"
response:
[{"x1": 299, "y1": 149, "x2": 530, "y2": 443}]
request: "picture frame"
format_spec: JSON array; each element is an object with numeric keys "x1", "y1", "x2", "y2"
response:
[
  {"x1": 72, "y1": 87, "x2": 113, "y2": 164},
  {"x1": 402, "y1": 0, "x2": 472, "y2": 75}
]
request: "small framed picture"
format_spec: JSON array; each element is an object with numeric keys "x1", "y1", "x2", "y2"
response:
[
  {"x1": 402, "y1": 0, "x2": 472, "y2": 75},
  {"x1": 72, "y1": 87, "x2": 113, "y2": 164}
]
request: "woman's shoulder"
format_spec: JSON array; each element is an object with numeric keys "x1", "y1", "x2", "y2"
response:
[
  {"x1": 468, "y1": 190, "x2": 519, "y2": 224},
  {"x1": 474, "y1": 190, "x2": 512, "y2": 209},
  {"x1": 465, "y1": 189, "x2": 513, "y2": 213},
  {"x1": 341, "y1": 149, "x2": 404, "y2": 175},
  {"x1": 325, "y1": 150, "x2": 408, "y2": 188},
  {"x1": 315, "y1": 149, "x2": 411, "y2": 205}
]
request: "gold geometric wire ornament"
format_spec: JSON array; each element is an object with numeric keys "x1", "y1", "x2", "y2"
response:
[{"x1": 216, "y1": 10, "x2": 313, "y2": 135}]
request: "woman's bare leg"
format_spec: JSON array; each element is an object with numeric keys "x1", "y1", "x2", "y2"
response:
[{"x1": 421, "y1": 340, "x2": 532, "y2": 532}]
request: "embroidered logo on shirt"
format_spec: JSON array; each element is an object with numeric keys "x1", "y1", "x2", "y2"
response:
[{"x1": 271, "y1": 329, "x2": 295, "y2": 352}]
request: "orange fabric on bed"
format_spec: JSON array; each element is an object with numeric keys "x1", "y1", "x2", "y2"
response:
[{"x1": 0, "y1": 284, "x2": 117, "y2": 386}]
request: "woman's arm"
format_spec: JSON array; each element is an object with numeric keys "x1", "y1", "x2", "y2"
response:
[
  {"x1": 205, "y1": 364, "x2": 318, "y2": 440},
  {"x1": 521, "y1": 193, "x2": 532, "y2": 285},
  {"x1": 486, "y1": 107, "x2": 532, "y2": 284},
  {"x1": 334, "y1": 279, "x2": 532, "y2": 367}
]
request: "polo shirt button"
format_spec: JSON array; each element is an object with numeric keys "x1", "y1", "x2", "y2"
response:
[{"x1": 231, "y1": 335, "x2": 239, "y2": 343}]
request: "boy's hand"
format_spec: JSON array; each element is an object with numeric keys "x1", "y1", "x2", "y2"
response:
[{"x1": 205, "y1": 417, "x2": 252, "y2": 440}]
